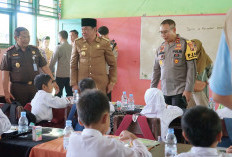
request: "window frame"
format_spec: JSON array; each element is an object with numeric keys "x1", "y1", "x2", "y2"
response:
[{"x1": 0, "y1": 0, "x2": 58, "y2": 48}]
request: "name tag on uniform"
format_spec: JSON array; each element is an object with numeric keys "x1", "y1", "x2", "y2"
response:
[
  {"x1": 33, "y1": 63, "x2": 38, "y2": 71},
  {"x1": 174, "y1": 53, "x2": 182, "y2": 58}
]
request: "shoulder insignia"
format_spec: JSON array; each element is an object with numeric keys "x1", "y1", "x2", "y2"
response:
[
  {"x1": 6, "y1": 45, "x2": 15, "y2": 51},
  {"x1": 185, "y1": 40, "x2": 197, "y2": 61},
  {"x1": 102, "y1": 37, "x2": 110, "y2": 42},
  {"x1": 75, "y1": 37, "x2": 83, "y2": 41}
]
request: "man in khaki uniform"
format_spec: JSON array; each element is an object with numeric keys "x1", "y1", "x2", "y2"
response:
[
  {"x1": 0, "y1": 27, "x2": 59, "y2": 106},
  {"x1": 151, "y1": 19, "x2": 196, "y2": 109},
  {"x1": 70, "y1": 18, "x2": 117, "y2": 94}
]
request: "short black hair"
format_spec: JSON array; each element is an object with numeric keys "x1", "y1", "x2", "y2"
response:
[
  {"x1": 161, "y1": 19, "x2": 176, "y2": 28},
  {"x1": 70, "y1": 30, "x2": 79, "y2": 36},
  {"x1": 34, "y1": 74, "x2": 52, "y2": 90},
  {"x1": 78, "y1": 78, "x2": 96, "y2": 93},
  {"x1": 98, "y1": 26, "x2": 109, "y2": 35},
  {"x1": 42, "y1": 36, "x2": 50, "y2": 41},
  {"x1": 77, "y1": 89, "x2": 110, "y2": 126},
  {"x1": 59, "y1": 30, "x2": 68, "y2": 40},
  {"x1": 14, "y1": 27, "x2": 28, "y2": 37},
  {"x1": 181, "y1": 106, "x2": 222, "y2": 147}
]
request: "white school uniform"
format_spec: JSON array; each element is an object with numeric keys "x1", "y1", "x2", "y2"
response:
[
  {"x1": 140, "y1": 88, "x2": 183, "y2": 141},
  {"x1": 67, "y1": 128, "x2": 152, "y2": 157},
  {"x1": 176, "y1": 146, "x2": 231, "y2": 157},
  {"x1": 31, "y1": 90, "x2": 70, "y2": 123},
  {"x1": 0, "y1": 109, "x2": 11, "y2": 135}
]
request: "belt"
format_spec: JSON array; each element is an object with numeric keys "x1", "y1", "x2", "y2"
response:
[{"x1": 12, "y1": 81, "x2": 33, "y2": 85}]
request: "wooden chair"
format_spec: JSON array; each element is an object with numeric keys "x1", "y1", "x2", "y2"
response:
[
  {"x1": 24, "y1": 103, "x2": 71, "y2": 128},
  {"x1": 169, "y1": 116, "x2": 186, "y2": 143},
  {"x1": 113, "y1": 115, "x2": 161, "y2": 140}
]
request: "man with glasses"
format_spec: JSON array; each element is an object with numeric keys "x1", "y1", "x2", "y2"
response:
[
  {"x1": 151, "y1": 19, "x2": 196, "y2": 109},
  {"x1": 0, "y1": 27, "x2": 59, "y2": 106},
  {"x1": 70, "y1": 18, "x2": 117, "y2": 94}
]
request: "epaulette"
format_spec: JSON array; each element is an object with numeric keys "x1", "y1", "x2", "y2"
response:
[
  {"x1": 185, "y1": 40, "x2": 197, "y2": 61},
  {"x1": 101, "y1": 37, "x2": 110, "y2": 42},
  {"x1": 75, "y1": 37, "x2": 83, "y2": 41},
  {"x1": 6, "y1": 45, "x2": 15, "y2": 51}
]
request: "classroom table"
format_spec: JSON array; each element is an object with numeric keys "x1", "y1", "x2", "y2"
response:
[
  {"x1": 0, "y1": 127, "x2": 63, "y2": 157},
  {"x1": 0, "y1": 127, "x2": 192, "y2": 157},
  {"x1": 29, "y1": 137, "x2": 192, "y2": 157}
]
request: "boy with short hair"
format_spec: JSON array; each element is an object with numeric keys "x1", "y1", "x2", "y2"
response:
[
  {"x1": 177, "y1": 106, "x2": 226, "y2": 157},
  {"x1": 67, "y1": 89, "x2": 151, "y2": 157},
  {"x1": 31, "y1": 74, "x2": 70, "y2": 123}
]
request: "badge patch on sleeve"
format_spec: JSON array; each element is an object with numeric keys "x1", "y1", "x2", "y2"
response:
[{"x1": 185, "y1": 40, "x2": 197, "y2": 61}]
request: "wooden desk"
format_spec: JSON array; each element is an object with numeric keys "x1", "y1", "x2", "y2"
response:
[{"x1": 29, "y1": 138, "x2": 192, "y2": 157}]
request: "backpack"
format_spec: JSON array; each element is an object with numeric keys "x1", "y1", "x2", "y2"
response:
[{"x1": 1, "y1": 101, "x2": 36, "y2": 124}]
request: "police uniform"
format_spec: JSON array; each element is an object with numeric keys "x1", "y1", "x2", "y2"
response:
[
  {"x1": 0, "y1": 44, "x2": 47, "y2": 106},
  {"x1": 151, "y1": 35, "x2": 196, "y2": 108},
  {"x1": 70, "y1": 36, "x2": 117, "y2": 94}
]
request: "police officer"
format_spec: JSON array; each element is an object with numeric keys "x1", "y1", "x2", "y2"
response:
[
  {"x1": 0, "y1": 27, "x2": 59, "y2": 106},
  {"x1": 70, "y1": 18, "x2": 117, "y2": 94},
  {"x1": 151, "y1": 19, "x2": 196, "y2": 109}
]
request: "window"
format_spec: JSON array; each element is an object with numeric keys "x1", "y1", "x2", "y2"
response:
[
  {"x1": 0, "y1": 13, "x2": 10, "y2": 44},
  {"x1": 17, "y1": 13, "x2": 33, "y2": 44},
  {"x1": 0, "y1": 0, "x2": 14, "y2": 9},
  {"x1": 37, "y1": 16, "x2": 57, "y2": 50},
  {"x1": 39, "y1": 0, "x2": 58, "y2": 17},
  {"x1": 17, "y1": 0, "x2": 34, "y2": 13},
  {"x1": 0, "y1": 0, "x2": 58, "y2": 47}
]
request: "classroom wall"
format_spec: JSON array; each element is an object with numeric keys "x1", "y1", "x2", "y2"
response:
[
  {"x1": 62, "y1": 0, "x2": 232, "y2": 18},
  {"x1": 63, "y1": 1, "x2": 232, "y2": 105}
]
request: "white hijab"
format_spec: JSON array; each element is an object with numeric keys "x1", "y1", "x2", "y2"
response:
[{"x1": 141, "y1": 88, "x2": 166, "y2": 118}]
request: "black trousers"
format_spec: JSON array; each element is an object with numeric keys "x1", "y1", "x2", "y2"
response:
[
  {"x1": 11, "y1": 83, "x2": 37, "y2": 106},
  {"x1": 55, "y1": 77, "x2": 73, "y2": 97},
  {"x1": 164, "y1": 94, "x2": 187, "y2": 109},
  {"x1": 107, "y1": 92, "x2": 112, "y2": 101}
]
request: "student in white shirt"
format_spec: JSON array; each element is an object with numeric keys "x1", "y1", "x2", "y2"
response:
[
  {"x1": 68, "y1": 78, "x2": 115, "y2": 131},
  {"x1": 31, "y1": 74, "x2": 71, "y2": 123},
  {"x1": 67, "y1": 89, "x2": 152, "y2": 157},
  {"x1": 0, "y1": 109, "x2": 11, "y2": 135},
  {"x1": 176, "y1": 106, "x2": 232, "y2": 157},
  {"x1": 140, "y1": 88, "x2": 183, "y2": 141}
]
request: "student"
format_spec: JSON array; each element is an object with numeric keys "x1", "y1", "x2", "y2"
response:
[
  {"x1": 0, "y1": 109, "x2": 11, "y2": 136},
  {"x1": 140, "y1": 88, "x2": 183, "y2": 141},
  {"x1": 67, "y1": 89, "x2": 151, "y2": 157},
  {"x1": 68, "y1": 78, "x2": 96, "y2": 131},
  {"x1": 176, "y1": 106, "x2": 227, "y2": 157},
  {"x1": 31, "y1": 74, "x2": 70, "y2": 123},
  {"x1": 68, "y1": 77, "x2": 115, "y2": 131}
]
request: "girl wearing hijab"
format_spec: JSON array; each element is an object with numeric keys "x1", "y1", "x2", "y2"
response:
[
  {"x1": 140, "y1": 88, "x2": 183, "y2": 140},
  {"x1": 188, "y1": 39, "x2": 213, "y2": 108}
]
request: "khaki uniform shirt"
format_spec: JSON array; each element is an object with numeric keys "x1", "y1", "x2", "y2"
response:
[
  {"x1": 151, "y1": 35, "x2": 196, "y2": 96},
  {"x1": 49, "y1": 41, "x2": 72, "y2": 78},
  {"x1": 70, "y1": 36, "x2": 117, "y2": 94},
  {"x1": 0, "y1": 44, "x2": 47, "y2": 84}
]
